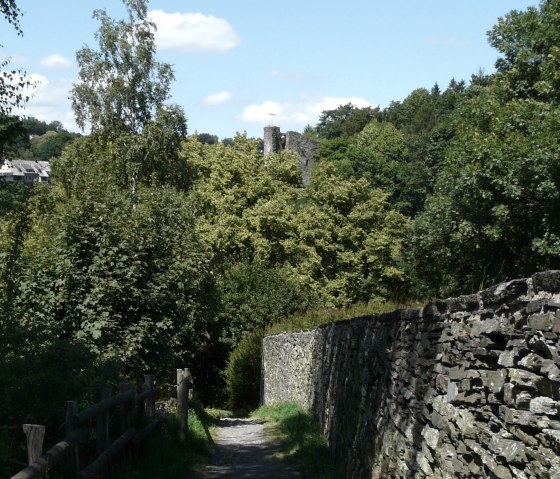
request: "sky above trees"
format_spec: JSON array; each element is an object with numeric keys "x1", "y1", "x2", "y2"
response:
[{"x1": 3, "y1": 0, "x2": 538, "y2": 138}]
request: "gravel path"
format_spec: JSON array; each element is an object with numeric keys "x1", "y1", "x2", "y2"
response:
[{"x1": 197, "y1": 417, "x2": 301, "y2": 478}]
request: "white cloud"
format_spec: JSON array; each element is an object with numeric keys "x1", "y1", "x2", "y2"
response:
[
  {"x1": 14, "y1": 73, "x2": 79, "y2": 132},
  {"x1": 238, "y1": 96, "x2": 376, "y2": 126},
  {"x1": 203, "y1": 90, "x2": 232, "y2": 106},
  {"x1": 238, "y1": 101, "x2": 286, "y2": 123},
  {"x1": 40, "y1": 54, "x2": 74, "y2": 69},
  {"x1": 148, "y1": 10, "x2": 240, "y2": 52}
]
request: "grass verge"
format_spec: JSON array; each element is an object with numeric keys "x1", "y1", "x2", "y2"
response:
[
  {"x1": 113, "y1": 400, "x2": 216, "y2": 479},
  {"x1": 251, "y1": 402, "x2": 345, "y2": 479}
]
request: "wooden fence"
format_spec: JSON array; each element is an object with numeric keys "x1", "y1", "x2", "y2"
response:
[{"x1": 10, "y1": 369, "x2": 192, "y2": 479}]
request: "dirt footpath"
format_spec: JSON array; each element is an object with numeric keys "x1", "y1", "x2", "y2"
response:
[{"x1": 197, "y1": 417, "x2": 301, "y2": 478}]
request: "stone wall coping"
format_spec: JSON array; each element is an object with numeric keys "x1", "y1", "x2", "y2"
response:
[{"x1": 264, "y1": 271, "x2": 560, "y2": 339}]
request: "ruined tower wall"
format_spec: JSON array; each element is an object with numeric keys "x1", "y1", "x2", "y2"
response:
[
  {"x1": 285, "y1": 131, "x2": 317, "y2": 186},
  {"x1": 263, "y1": 126, "x2": 282, "y2": 154}
]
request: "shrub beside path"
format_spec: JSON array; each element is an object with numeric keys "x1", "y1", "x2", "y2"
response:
[{"x1": 197, "y1": 417, "x2": 301, "y2": 478}]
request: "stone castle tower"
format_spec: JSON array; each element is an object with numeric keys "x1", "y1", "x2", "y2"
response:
[
  {"x1": 263, "y1": 126, "x2": 283, "y2": 154},
  {"x1": 263, "y1": 126, "x2": 317, "y2": 186}
]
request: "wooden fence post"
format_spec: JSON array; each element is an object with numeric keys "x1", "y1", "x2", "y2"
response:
[
  {"x1": 184, "y1": 369, "x2": 191, "y2": 431},
  {"x1": 97, "y1": 388, "x2": 112, "y2": 479},
  {"x1": 22, "y1": 424, "x2": 45, "y2": 465},
  {"x1": 177, "y1": 369, "x2": 188, "y2": 441},
  {"x1": 185, "y1": 368, "x2": 194, "y2": 400},
  {"x1": 134, "y1": 379, "x2": 144, "y2": 435},
  {"x1": 118, "y1": 383, "x2": 131, "y2": 434},
  {"x1": 63, "y1": 401, "x2": 80, "y2": 478},
  {"x1": 144, "y1": 375, "x2": 155, "y2": 421},
  {"x1": 118, "y1": 383, "x2": 131, "y2": 465}
]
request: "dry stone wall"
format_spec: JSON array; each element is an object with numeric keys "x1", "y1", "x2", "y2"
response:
[{"x1": 261, "y1": 271, "x2": 560, "y2": 478}]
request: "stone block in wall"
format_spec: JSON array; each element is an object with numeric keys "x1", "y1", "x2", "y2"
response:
[
  {"x1": 545, "y1": 363, "x2": 560, "y2": 384},
  {"x1": 555, "y1": 311, "x2": 560, "y2": 333},
  {"x1": 529, "y1": 312, "x2": 556, "y2": 331},
  {"x1": 508, "y1": 368, "x2": 545, "y2": 390},
  {"x1": 532, "y1": 270, "x2": 560, "y2": 293},
  {"x1": 528, "y1": 333, "x2": 559, "y2": 361},
  {"x1": 480, "y1": 278, "x2": 529, "y2": 309},
  {"x1": 438, "y1": 294, "x2": 480, "y2": 313},
  {"x1": 498, "y1": 349, "x2": 517, "y2": 367},
  {"x1": 454, "y1": 390, "x2": 485, "y2": 405},
  {"x1": 464, "y1": 439, "x2": 514, "y2": 479},
  {"x1": 416, "y1": 449, "x2": 434, "y2": 477},
  {"x1": 400, "y1": 307, "x2": 423, "y2": 320},
  {"x1": 488, "y1": 435, "x2": 527, "y2": 465},
  {"x1": 454, "y1": 408, "x2": 477, "y2": 437},
  {"x1": 501, "y1": 406, "x2": 553, "y2": 428},
  {"x1": 529, "y1": 396, "x2": 558, "y2": 415},
  {"x1": 504, "y1": 383, "x2": 539, "y2": 409},
  {"x1": 509, "y1": 424, "x2": 541, "y2": 447},
  {"x1": 469, "y1": 316, "x2": 500, "y2": 336},
  {"x1": 484, "y1": 369, "x2": 508, "y2": 393},
  {"x1": 421, "y1": 302, "x2": 439, "y2": 317},
  {"x1": 515, "y1": 391, "x2": 533, "y2": 409},
  {"x1": 421, "y1": 424, "x2": 440, "y2": 450},
  {"x1": 519, "y1": 352, "x2": 547, "y2": 372},
  {"x1": 527, "y1": 299, "x2": 547, "y2": 314},
  {"x1": 542, "y1": 428, "x2": 560, "y2": 450},
  {"x1": 447, "y1": 380, "x2": 458, "y2": 402}
]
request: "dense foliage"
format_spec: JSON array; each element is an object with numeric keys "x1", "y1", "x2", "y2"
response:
[
  {"x1": 0, "y1": 115, "x2": 80, "y2": 159},
  {"x1": 408, "y1": 0, "x2": 560, "y2": 294}
]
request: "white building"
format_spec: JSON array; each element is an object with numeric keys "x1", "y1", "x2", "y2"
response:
[{"x1": 0, "y1": 160, "x2": 51, "y2": 185}]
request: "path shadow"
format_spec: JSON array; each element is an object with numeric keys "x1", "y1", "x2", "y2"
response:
[
  {"x1": 214, "y1": 418, "x2": 266, "y2": 428},
  {"x1": 197, "y1": 419, "x2": 300, "y2": 478},
  {"x1": 201, "y1": 442, "x2": 298, "y2": 478}
]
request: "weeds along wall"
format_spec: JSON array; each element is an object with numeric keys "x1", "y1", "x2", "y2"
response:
[{"x1": 261, "y1": 271, "x2": 560, "y2": 479}]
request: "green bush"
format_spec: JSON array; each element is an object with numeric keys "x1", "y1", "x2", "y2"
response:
[
  {"x1": 225, "y1": 329, "x2": 263, "y2": 412},
  {"x1": 216, "y1": 261, "x2": 318, "y2": 350}
]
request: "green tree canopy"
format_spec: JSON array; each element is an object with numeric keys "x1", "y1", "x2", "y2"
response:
[
  {"x1": 410, "y1": 87, "x2": 560, "y2": 295},
  {"x1": 69, "y1": 0, "x2": 188, "y2": 204},
  {"x1": 488, "y1": 0, "x2": 560, "y2": 103},
  {"x1": 188, "y1": 134, "x2": 410, "y2": 307},
  {"x1": 3, "y1": 182, "x2": 217, "y2": 379},
  {"x1": 315, "y1": 103, "x2": 380, "y2": 139},
  {"x1": 71, "y1": 0, "x2": 174, "y2": 134},
  {"x1": 408, "y1": 0, "x2": 560, "y2": 295},
  {"x1": 28, "y1": 130, "x2": 79, "y2": 161}
]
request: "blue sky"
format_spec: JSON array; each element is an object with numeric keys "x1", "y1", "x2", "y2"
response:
[{"x1": 3, "y1": 0, "x2": 539, "y2": 139}]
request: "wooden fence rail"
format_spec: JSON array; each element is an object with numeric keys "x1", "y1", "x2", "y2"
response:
[{"x1": 10, "y1": 369, "x2": 191, "y2": 479}]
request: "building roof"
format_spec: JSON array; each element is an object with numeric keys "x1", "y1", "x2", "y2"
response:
[{"x1": 0, "y1": 159, "x2": 51, "y2": 182}]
